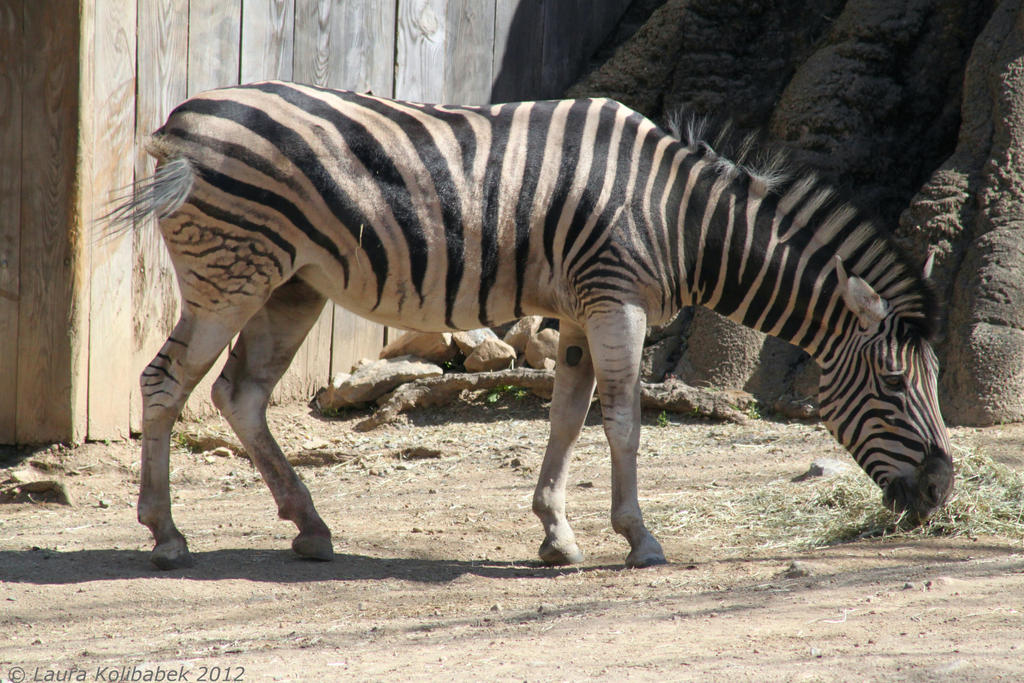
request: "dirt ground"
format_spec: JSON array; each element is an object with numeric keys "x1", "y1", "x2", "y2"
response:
[{"x1": 1, "y1": 396, "x2": 1022, "y2": 682}]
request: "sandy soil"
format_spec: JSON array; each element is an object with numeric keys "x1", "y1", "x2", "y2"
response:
[{"x1": 1, "y1": 396, "x2": 1022, "y2": 682}]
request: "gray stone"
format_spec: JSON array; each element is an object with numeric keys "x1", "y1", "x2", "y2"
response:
[
  {"x1": 452, "y1": 328, "x2": 499, "y2": 355},
  {"x1": 380, "y1": 332, "x2": 456, "y2": 364},
  {"x1": 525, "y1": 328, "x2": 559, "y2": 370},
  {"x1": 570, "y1": 0, "x2": 1024, "y2": 425},
  {"x1": 463, "y1": 338, "x2": 517, "y2": 372},
  {"x1": 791, "y1": 457, "x2": 852, "y2": 483},
  {"x1": 640, "y1": 335, "x2": 681, "y2": 383},
  {"x1": 502, "y1": 316, "x2": 543, "y2": 355},
  {"x1": 317, "y1": 357, "x2": 443, "y2": 410}
]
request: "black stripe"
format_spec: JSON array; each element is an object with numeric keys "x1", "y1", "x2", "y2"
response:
[
  {"x1": 680, "y1": 162, "x2": 720, "y2": 297},
  {"x1": 306, "y1": 85, "x2": 467, "y2": 327},
  {"x1": 513, "y1": 103, "x2": 555, "y2": 317},
  {"x1": 188, "y1": 191, "x2": 294, "y2": 274},
  {"x1": 694, "y1": 181, "x2": 737, "y2": 303},
  {"x1": 477, "y1": 104, "x2": 514, "y2": 325},
  {"x1": 562, "y1": 101, "x2": 618, "y2": 269},
  {"x1": 174, "y1": 94, "x2": 387, "y2": 303},
  {"x1": 543, "y1": 100, "x2": 593, "y2": 268},
  {"x1": 711, "y1": 177, "x2": 752, "y2": 318}
]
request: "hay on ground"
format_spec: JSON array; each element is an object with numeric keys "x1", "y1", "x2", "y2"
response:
[{"x1": 649, "y1": 447, "x2": 1024, "y2": 550}]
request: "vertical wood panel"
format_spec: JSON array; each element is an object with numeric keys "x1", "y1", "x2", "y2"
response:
[
  {"x1": 187, "y1": 0, "x2": 242, "y2": 96},
  {"x1": 293, "y1": 0, "x2": 389, "y2": 385},
  {"x1": 0, "y1": 1, "x2": 22, "y2": 442},
  {"x1": 294, "y1": 0, "x2": 397, "y2": 94},
  {"x1": 293, "y1": 0, "x2": 332, "y2": 86},
  {"x1": 491, "y1": 0, "x2": 544, "y2": 103},
  {"x1": 395, "y1": 0, "x2": 447, "y2": 102},
  {"x1": 132, "y1": 0, "x2": 189, "y2": 434},
  {"x1": 241, "y1": 0, "x2": 295, "y2": 82},
  {"x1": 541, "y1": 0, "x2": 587, "y2": 100},
  {"x1": 4, "y1": 0, "x2": 630, "y2": 442},
  {"x1": 331, "y1": 309, "x2": 386, "y2": 377},
  {"x1": 181, "y1": 0, "x2": 241, "y2": 415},
  {"x1": 444, "y1": 0, "x2": 495, "y2": 105},
  {"x1": 87, "y1": 0, "x2": 137, "y2": 440},
  {"x1": 17, "y1": 0, "x2": 82, "y2": 443}
]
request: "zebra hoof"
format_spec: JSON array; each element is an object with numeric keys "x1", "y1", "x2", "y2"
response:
[
  {"x1": 150, "y1": 542, "x2": 194, "y2": 570},
  {"x1": 625, "y1": 552, "x2": 668, "y2": 569},
  {"x1": 538, "y1": 538, "x2": 584, "y2": 566},
  {"x1": 625, "y1": 536, "x2": 666, "y2": 569},
  {"x1": 292, "y1": 533, "x2": 334, "y2": 561}
]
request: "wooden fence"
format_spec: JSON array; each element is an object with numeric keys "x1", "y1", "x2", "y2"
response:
[{"x1": 0, "y1": 0, "x2": 630, "y2": 444}]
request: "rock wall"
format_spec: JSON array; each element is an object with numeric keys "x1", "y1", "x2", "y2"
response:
[{"x1": 571, "y1": 0, "x2": 1024, "y2": 424}]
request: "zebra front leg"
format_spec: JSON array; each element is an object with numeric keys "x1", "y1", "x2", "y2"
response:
[
  {"x1": 211, "y1": 277, "x2": 333, "y2": 561},
  {"x1": 139, "y1": 310, "x2": 249, "y2": 569},
  {"x1": 587, "y1": 305, "x2": 666, "y2": 568},
  {"x1": 533, "y1": 323, "x2": 596, "y2": 565}
]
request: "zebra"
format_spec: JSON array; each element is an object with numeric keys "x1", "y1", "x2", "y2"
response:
[{"x1": 106, "y1": 81, "x2": 954, "y2": 570}]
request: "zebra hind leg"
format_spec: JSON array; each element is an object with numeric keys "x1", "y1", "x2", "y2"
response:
[
  {"x1": 533, "y1": 322, "x2": 596, "y2": 565},
  {"x1": 210, "y1": 276, "x2": 333, "y2": 561},
  {"x1": 587, "y1": 304, "x2": 667, "y2": 568},
  {"x1": 139, "y1": 307, "x2": 255, "y2": 569}
]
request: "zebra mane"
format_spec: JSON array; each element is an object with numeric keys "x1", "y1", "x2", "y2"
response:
[
  {"x1": 664, "y1": 110, "x2": 939, "y2": 342},
  {"x1": 665, "y1": 110, "x2": 789, "y2": 197}
]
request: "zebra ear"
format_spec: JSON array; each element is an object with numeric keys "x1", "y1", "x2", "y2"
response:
[
  {"x1": 835, "y1": 257, "x2": 888, "y2": 328},
  {"x1": 922, "y1": 250, "x2": 935, "y2": 280}
]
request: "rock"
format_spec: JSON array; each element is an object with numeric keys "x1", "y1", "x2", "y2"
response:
[
  {"x1": 641, "y1": 335, "x2": 681, "y2": 382},
  {"x1": 6, "y1": 467, "x2": 46, "y2": 485},
  {"x1": 398, "y1": 446, "x2": 443, "y2": 460},
  {"x1": 569, "y1": 0, "x2": 1023, "y2": 424},
  {"x1": 783, "y1": 561, "x2": 813, "y2": 578},
  {"x1": 791, "y1": 457, "x2": 852, "y2": 482},
  {"x1": 463, "y1": 338, "x2": 517, "y2": 372},
  {"x1": 316, "y1": 356, "x2": 443, "y2": 410},
  {"x1": 525, "y1": 328, "x2": 559, "y2": 370},
  {"x1": 1, "y1": 479, "x2": 73, "y2": 506},
  {"x1": 452, "y1": 328, "x2": 499, "y2": 355},
  {"x1": 773, "y1": 395, "x2": 818, "y2": 420},
  {"x1": 176, "y1": 428, "x2": 243, "y2": 455},
  {"x1": 673, "y1": 307, "x2": 764, "y2": 394},
  {"x1": 380, "y1": 331, "x2": 456, "y2": 364},
  {"x1": 502, "y1": 316, "x2": 543, "y2": 355}
]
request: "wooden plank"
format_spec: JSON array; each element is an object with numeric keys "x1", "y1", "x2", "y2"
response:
[
  {"x1": 187, "y1": 0, "x2": 242, "y2": 96},
  {"x1": 294, "y1": 0, "x2": 396, "y2": 94},
  {"x1": 541, "y1": 0, "x2": 588, "y2": 99},
  {"x1": 491, "y1": 0, "x2": 545, "y2": 103},
  {"x1": 583, "y1": 0, "x2": 631, "y2": 59},
  {"x1": 292, "y1": 0, "x2": 332, "y2": 86},
  {"x1": 132, "y1": 0, "x2": 189, "y2": 434},
  {"x1": 332, "y1": 308, "x2": 386, "y2": 377},
  {"x1": 395, "y1": 0, "x2": 447, "y2": 102},
  {"x1": 241, "y1": 0, "x2": 295, "y2": 82},
  {"x1": 293, "y1": 0, "x2": 388, "y2": 384},
  {"x1": 444, "y1": 0, "x2": 496, "y2": 105},
  {"x1": 0, "y1": 0, "x2": 22, "y2": 443},
  {"x1": 86, "y1": 0, "x2": 137, "y2": 440},
  {"x1": 17, "y1": 0, "x2": 82, "y2": 442},
  {"x1": 179, "y1": 1, "x2": 240, "y2": 414}
]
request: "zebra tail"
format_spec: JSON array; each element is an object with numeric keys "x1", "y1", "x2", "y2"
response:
[{"x1": 97, "y1": 153, "x2": 194, "y2": 244}]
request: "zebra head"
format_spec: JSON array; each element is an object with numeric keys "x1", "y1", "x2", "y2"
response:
[{"x1": 817, "y1": 257, "x2": 953, "y2": 524}]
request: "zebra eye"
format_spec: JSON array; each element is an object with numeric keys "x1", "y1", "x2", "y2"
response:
[{"x1": 881, "y1": 373, "x2": 904, "y2": 389}]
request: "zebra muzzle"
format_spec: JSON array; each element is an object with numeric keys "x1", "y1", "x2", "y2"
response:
[{"x1": 882, "y1": 448, "x2": 954, "y2": 524}]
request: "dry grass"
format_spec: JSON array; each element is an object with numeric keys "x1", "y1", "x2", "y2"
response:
[{"x1": 650, "y1": 447, "x2": 1024, "y2": 551}]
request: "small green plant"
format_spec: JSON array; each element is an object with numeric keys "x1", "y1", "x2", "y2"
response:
[
  {"x1": 657, "y1": 410, "x2": 670, "y2": 428},
  {"x1": 485, "y1": 384, "x2": 528, "y2": 403}
]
